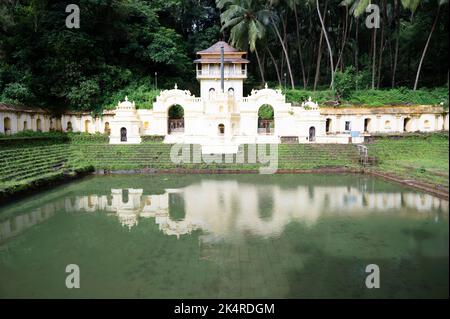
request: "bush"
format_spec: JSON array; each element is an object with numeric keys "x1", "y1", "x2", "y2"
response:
[
  {"x1": 67, "y1": 132, "x2": 109, "y2": 144},
  {"x1": 348, "y1": 87, "x2": 448, "y2": 106},
  {"x1": 1, "y1": 82, "x2": 35, "y2": 104},
  {"x1": 334, "y1": 66, "x2": 371, "y2": 100},
  {"x1": 104, "y1": 79, "x2": 160, "y2": 110},
  {"x1": 285, "y1": 86, "x2": 448, "y2": 107},
  {"x1": 285, "y1": 89, "x2": 335, "y2": 105}
]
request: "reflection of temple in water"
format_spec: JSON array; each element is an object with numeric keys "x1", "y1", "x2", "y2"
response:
[{"x1": 1, "y1": 180, "x2": 448, "y2": 243}]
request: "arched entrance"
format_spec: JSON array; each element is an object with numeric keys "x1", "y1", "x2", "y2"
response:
[
  {"x1": 120, "y1": 127, "x2": 127, "y2": 142},
  {"x1": 258, "y1": 104, "x2": 274, "y2": 135},
  {"x1": 36, "y1": 118, "x2": 41, "y2": 131},
  {"x1": 4, "y1": 117, "x2": 11, "y2": 135},
  {"x1": 23, "y1": 120, "x2": 28, "y2": 130},
  {"x1": 66, "y1": 121, "x2": 73, "y2": 132},
  {"x1": 104, "y1": 122, "x2": 110, "y2": 136},
  {"x1": 364, "y1": 118, "x2": 371, "y2": 132},
  {"x1": 404, "y1": 118, "x2": 412, "y2": 132},
  {"x1": 325, "y1": 118, "x2": 332, "y2": 133},
  {"x1": 84, "y1": 120, "x2": 90, "y2": 133},
  {"x1": 309, "y1": 126, "x2": 316, "y2": 142},
  {"x1": 209, "y1": 88, "x2": 215, "y2": 100},
  {"x1": 168, "y1": 104, "x2": 184, "y2": 134},
  {"x1": 218, "y1": 123, "x2": 225, "y2": 135}
]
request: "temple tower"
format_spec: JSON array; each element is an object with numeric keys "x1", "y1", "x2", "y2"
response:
[{"x1": 194, "y1": 41, "x2": 248, "y2": 101}]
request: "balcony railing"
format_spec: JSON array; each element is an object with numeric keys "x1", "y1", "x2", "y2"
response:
[{"x1": 196, "y1": 70, "x2": 246, "y2": 77}]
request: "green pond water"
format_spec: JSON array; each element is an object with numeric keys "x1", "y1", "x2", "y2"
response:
[{"x1": 0, "y1": 174, "x2": 448, "y2": 298}]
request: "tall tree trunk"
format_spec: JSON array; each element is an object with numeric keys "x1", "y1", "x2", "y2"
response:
[
  {"x1": 335, "y1": 5, "x2": 349, "y2": 73},
  {"x1": 314, "y1": 30, "x2": 324, "y2": 90},
  {"x1": 316, "y1": 0, "x2": 334, "y2": 90},
  {"x1": 371, "y1": 27, "x2": 377, "y2": 89},
  {"x1": 293, "y1": 5, "x2": 307, "y2": 88},
  {"x1": 355, "y1": 17, "x2": 359, "y2": 73},
  {"x1": 271, "y1": 16, "x2": 295, "y2": 89},
  {"x1": 314, "y1": 0, "x2": 328, "y2": 90},
  {"x1": 391, "y1": 0, "x2": 400, "y2": 88},
  {"x1": 413, "y1": 5, "x2": 441, "y2": 90},
  {"x1": 254, "y1": 47, "x2": 265, "y2": 84},
  {"x1": 376, "y1": 0, "x2": 386, "y2": 89},
  {"x1": 267, "y1": 46, "x2": 282, "y2": 87}
]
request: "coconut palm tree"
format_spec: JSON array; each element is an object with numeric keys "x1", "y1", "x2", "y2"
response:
[
  {"x1": 216, "y1": 0, "x2": 268, "y2": 83},
  {"x1": 315, "y1": 0, "x2": 335, "y2": 90},
  {"x1": 411, "y1": 0, "x2": 448, "y2": 90}
]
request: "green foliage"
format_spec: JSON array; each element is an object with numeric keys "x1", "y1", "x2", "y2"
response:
[
  {"x1": 1, "y1": 82, "x2": 35, "y2": 104},
  {"x1": 145, "y1": 28, "x2": 190, "y2": 71},
  {"x1": 348, "y1": 87, "x2": 449, "y2": 106},
  {"x1": 66, "y1": 132, "x2": 109, "y2": 144},
  {"x1": 285, "y1": 89, "x2": 336, "y2": 104},
  {"x1": 104, "y1": 79, "x2": 160, "y2": 110},
  {"x1": 168, "y1": 105, "x2": 184, "y2": 118},
  {"x1": 369, "y1": 133, "x2": 449, "y2": 186},
  {"x1": 285, "y1": 87, "x2": 449, "y2": 107},
  {"x1": 334, "y1": 66, "x2": 369, "y2": 100},
  {"x1": 258, "y1": 104, "x2": 274, "y2": 119}
]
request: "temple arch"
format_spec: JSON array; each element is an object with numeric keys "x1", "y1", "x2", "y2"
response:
[
  {"x1": 218, "y1": 123, "x2": 225, "y2": 135},
  {"x1": 120, "y1": 127, "x2": 127, "y2": 142},
  {"x1": 4, "y1": 117, "x2": 11, "y2": 135},
  {"x1": 364, "y1": 118, "x2": 371, "y2": 132},
  {"x1": 404, "y1": 117, "x2": 413, "y2": 132},
  {"x1": 36, "y1": 118, "x2": 42, "y2": 131},
  {"x1": 104, "y1": 122, "x2": 110, "y2": 135},
  {"x1": 309, "y1": 126, "x2": 316, "y2": 142},
  {"x1": 84, "y1": 120, "x2": 91, "y2": 133},
  {"x1": 326, "y1": 118, "x2": 332, "y2": 133},
  {"x1": 168, "y1": 104, "x2": 184, "y2": 134},
  {"x1": 257, "y1": 104, "x2": 274, "y2": 135}
]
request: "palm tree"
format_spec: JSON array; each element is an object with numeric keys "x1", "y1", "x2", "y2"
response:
[
  {"x1": 267, "y1": 5, "x2": 296, "y2": 89},
  {"x1": 346, "y1": 0, "x2": 377, "y2": 89},
  {"x1": 275, "y1": 0, "x2": 307, "y2": 88},
  {"x1": 315, "y1": 0, "x2": 335, "y2": 90},
  {"x1": 411, "y1": 0, "x2": 448, "y2": 90},
  {"x1": 216, "y1": 0, "x2": 267, "y2": 83}
]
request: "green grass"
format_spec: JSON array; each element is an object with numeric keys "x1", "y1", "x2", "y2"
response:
[
  {"x1": 1, "y1": 133, "x2": 448, "y2": 196},
  {"x1": 368, "y1": 133, "x2": 449, "y2": 187}
]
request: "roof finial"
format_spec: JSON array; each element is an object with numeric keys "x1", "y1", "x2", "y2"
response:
[
  {"x1": 265, "y1": 83, "x2": 268, "y2": 89},
  {"x1": 125, "y1": 96, "x2": 128, "y2": 102},
  {"x1": 174, "y1": 83, "x2": 178, "y2": 90}
]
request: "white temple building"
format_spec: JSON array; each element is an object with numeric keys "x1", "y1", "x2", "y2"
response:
[{"x1": 0, "y1": 41, "x2": 448, "y2": 153}]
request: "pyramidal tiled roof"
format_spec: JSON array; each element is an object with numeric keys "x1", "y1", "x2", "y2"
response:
[{"x1": 197, "y1": 41, "x2": 243, "y2": 54}]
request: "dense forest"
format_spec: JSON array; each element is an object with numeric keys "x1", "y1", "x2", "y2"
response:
[{"x1": 0, "y1": 0, "x2": 448, "y2": 113}]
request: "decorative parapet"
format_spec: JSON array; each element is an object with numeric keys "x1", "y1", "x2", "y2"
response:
[
  {"x1": 155, "y1": 83, "x2": 196, "y2": 104},
  {"x1": 244, "y1": 83, "x2": 286, "y2": 104},
  {"x1": 116, "y1": 96, "x2": 136, "y2": 110},
  {"x1": 301, "y1": 97, "x2": 319, "y2": 110}
]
